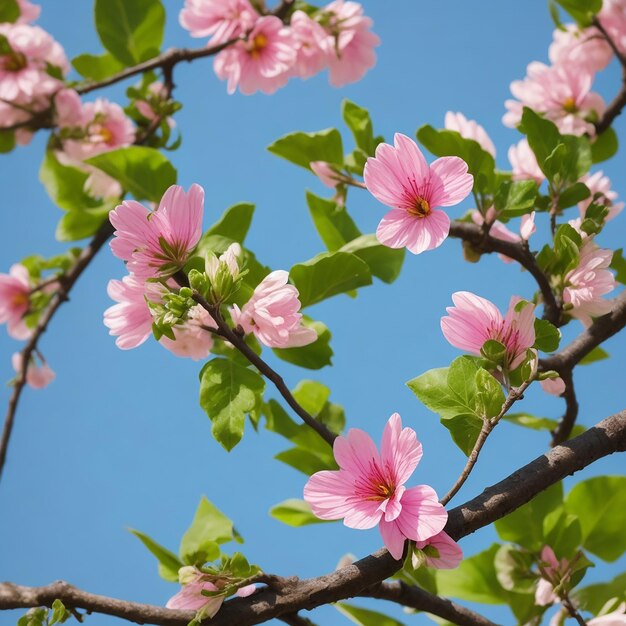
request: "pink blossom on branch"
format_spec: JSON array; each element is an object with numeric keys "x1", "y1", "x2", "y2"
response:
[
  {"x1": 0, "y1": 263, "x2": 31, "y2": 340},
  {"x1": 304, "y1": 413, "x2": 448, "y2": 560},
  {"x1": 179, "y1": 0, "x2": 259, "y2": 44},
  {"x1": 444, "y1": 111, "x2": 496, "y2": 157},
  {"x1": 564, "y1": 240, "x2": 616, "y2": 327},
  {"x1": 549, "y1": 24, "x2": 613, "y2": 73},
  {"x1": 310, "y1": 161, "x2": 344, "y2": 189},
  {"x1": 230, "y1": 270, "x2": 317, "y2": 348},
  {"x1": 597, "y1": 0, "x2": 626, "y2": 57},
  {"x1": 508, "y1": 138, "x2": 545, "y2": 185},
  {"x1": 213, "y1": 16, "x2": 296, "y2": 95},
  {"x1": 364, "y1": 133, "x2": 473, "y2": 255},
  {"x1": 11, "y1": 352, "x2": 55, "y2": 389},
  {"x1": 16, "y1": 0, "x2": 41, "y2": 24},
  {"x1": 540, "y1": 377, "x2": 566, "y2": 396},
  {"x1": 159, "y1": 305, "x2": 215, "y2": 361},
  {"x1": 441, "y1": 291, "x2": 536, "y2": 370},
  {"x1": 578, "y1": 171, "x2": 624, "y2": 222},
  {"x1": 414, "y1": 531, "x2": 463, "y2": 570},
  {"x1": 322, "y1": 0, "x2": 380, "y2": 87},
  {"x1": 109, "y1": 184, "x2": 204, "y2": 279},
  {"x1": 503, "y1": 61, "x2": 605, "y2": 136},
  {"x1": 290, "y1": 10, "x2": 330, "y2": 79}
]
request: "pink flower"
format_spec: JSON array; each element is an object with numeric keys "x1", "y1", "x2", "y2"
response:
[
  {"x1": 0, "y1": 263, "x2": 31, "y2": 340},
  {"x1": 104, "y1": 274, "x2": 159, "y2": 349},
  {"x1": 364, "y1": 133, "x2": 473, "y2": 254},
  {"x1": 12, "y1": 352, "x2": 55, "y2": 389},
  {"x1": 540, "y1": 377, "x2": 566, "y2": 396},
  {"x1": 53, "y1": 88, "x2": 82, "y2": 127},
  {"x1": 230, "y1": 270, "x2": 317, "y2": 348},
  {"x1": 441, "y1": 291, "x2": 536, "y2": 370},
  {"x1": 166, "y1": 580, "x2": 224, "y2": 618},
  {"x1": 414, "y1": 531, "x2": 463, "y2": 570},
  {"x1": 310, "y1": 161, "x2": 343, "y2": 188},
  {"x1": 470, "y1": 209, "x2": 535, "y2": 263},
  {"x1": 109, "y1": 184, "x2": 204, "y2": 278},
  {"x1": 290, "y1": 11, "x2": 329, "y2": 79},
  {"x1": 179, "y1": 0, "x2": 258, "y2": 44},
  {"x1": 444, "y1": 112, "x2": 496, "y2": 157},
  {"x1": 322, "y1": 0, "x2": 380, "y2": 87},
  {"x1": 549, "y1": 24, "x2": 613, "y2": 73},
  {"x1": 589, "y1": 604, "x2": 626, "y2": 626},
  {"x1": 564, "y1": 240, "x2": 616, "y2": 326},
  {"x1": 16, "y1": 0, "x2": 41, "y2": 23},
  {"x1": 579, "y1": 171, "x2": 624, "y2": 222},
  {"x1": 304, "y1": 413, "x2": 448, "y2": 560},
  {"x1": 135, "y1": 82, "x2": 176, "y2": 128},
  {"x1": 508, "y1": 139, "x2": 545, "y2": 185},
  {"x1": 597, "y1": 0, "x2": 626, "y2": 57},
  {"x1": 159, "y1": 305, "x2": 215, "y2": 360},
  {"x1": 0, "y1": 23, "x2": 68, "y2": 103},
  {"x1": 535, "y1": 546, "x2": 569, "y2": 607},
  {"x1": 213, "y1": 16, "x2": 296, "y2": 95},
  {"x1": 504, "y1": 62, "x2": 605, "y2": 136},
  {"x1": 520, "y1": 212, "x2": 536, "y2": 240}
]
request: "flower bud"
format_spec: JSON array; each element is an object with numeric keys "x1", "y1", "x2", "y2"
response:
[
  {"x1": 204, "y1": 243, "x2": 245, "y2": 304},
  {"x1": 178, "y1": 566, "x2": 200, "y2": 585}
]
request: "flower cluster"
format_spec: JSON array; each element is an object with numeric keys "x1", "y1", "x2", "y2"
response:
[
  {"x1": 0, "y1": 3, "x2": 68, "y2": 143},
  {"x1": 304, "y1": 413, "x2": 461, "y2": 564},
  {"x1": 180, "y1": 0, "x2": 379, "y2": 94}
]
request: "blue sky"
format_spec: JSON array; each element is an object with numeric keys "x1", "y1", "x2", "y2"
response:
[{"x1": 0, "y1": 1, "x2": 624, "y2": 625}]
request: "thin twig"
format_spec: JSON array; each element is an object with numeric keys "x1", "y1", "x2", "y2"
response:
[
  {"x1": 440, "y1": 376, "x2": 535, "y2": 506},
  {"x1": 562, "y1": 596, "x2": 588, "y2": 626},
  {"x1": 550, "y1": 369, "x2": 579, "y2": 447}
]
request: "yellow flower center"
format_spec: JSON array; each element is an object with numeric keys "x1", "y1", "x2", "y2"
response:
[
  {"x1": 250, "y1": 33, "x2": 268, "y2": 59},
  {"x1": 12, "y1": 292, "x2": 28, "y2": 307},
  {"x1": 563, "y1": 97, "x2": 578, "y2": 113},
  {"x1": 97, "y1": 127, "x2": 114, "y2": 144},
  {"x1": 408, "y1": 197, "x2": 431, "y2": 218}
]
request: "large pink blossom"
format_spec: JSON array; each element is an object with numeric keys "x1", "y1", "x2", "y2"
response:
[
  {"x1": 549, "y1": 24, "x2": 613, "y2": 73},
  {"x1": 441, "y1": 291, "x2": 536, "y2": 370},
  {"x1": 444, "y1": 111, "x2": 496, "y2": 157},
  {"x1": 213, "y1": 16, "x2": 296, "y2": 95},
  {"x1": 414, "y1": 531, "x2": 463, "y2": 570},
  {"x1": 364, "y1": 133, "x2": 473, "y2": 254},
  {"x1": 109, "y1": 184, "x2": 204, "y2": 278},
  {"x1": 15, "y1": 0, "x2": 41, "y2": 23},
  {"x1": 159, "y1": 305, "x2": 215, "y2": 361},
  {"x1": 290, "y1": 10, "x2": 329, "y2": 79},
  {"x1": 508, "y1": 139, "x2": 545, "y2": 185},
  {"x1": 179, "y1": 0, "x2": 258, "y2": 44},
  {"x1": 12, "y1": 352, "x2": 55, "y2": 389},
  {"x1": 323, "y1": 0, "x2": 379, "y2": 87},
  {"x1": 304, "y1": 413, "x2": 448, "y2": 560},
  {"x1": 564, "y1": 240, "x2": 616, "y2": 326},
  {"x1": 231, "y1": 270, "x2": 317, "y2": 348},
  {"x1": 0, "y1": 263, "x2": 31, "y2": 340},
  {"x1": 504, "y1": 61, "x2": 605, "y2": 136},
  {"x1": 579, "y1": 171, "x2": 624, "y2": 222},
  {"x1": 0, "y1": 22, "x2": 67, "y2": 104}
]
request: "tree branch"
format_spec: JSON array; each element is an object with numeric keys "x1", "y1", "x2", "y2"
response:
[
  {"x1": 2, "y1": 409, "x2": 624, "y2": 625},
  {"x1": 362, "y1": 581, "x2": 501, "y2": 626},
  {"x1": 550, "y1": 368, "x2": 579, "y2": 447},
  {"x1": 448, "y1": 221, "x2": 561, "y2": 325}
]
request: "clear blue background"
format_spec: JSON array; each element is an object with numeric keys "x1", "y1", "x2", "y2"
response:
[{"x1": 0, "y1": 1, "x2": 624, "y2": 624}]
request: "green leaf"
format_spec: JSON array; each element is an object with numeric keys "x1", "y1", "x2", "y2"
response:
[
  {"x1": 334, "y1": 603, "x2": 406, "y2": 626},
  {"x1": 565, "y1": 476, "x2": 626, "y2": 561},
  {"x1": 557, "y1": 182, "x2": 590, "y2": 209},
  {"x1": 494, "y1": 180, "x2": 538, "y2": 217},
  {"x1": 270, "y1": 499, "x2": 333, "y2": 527},
  {"x1": 40, "y1": 151, "x2": 101, "y2": 211},
  {"x1": 417, "y1": 125, "x2": 495, "y2": 193},
  {"x1": 579, "y1": 346, "x2": 609, "y2": 365},
  {"x1": 534, "y1": 319, "x2": 561, "y2": 352},
  {"x1": 129, "y1": 528, "x2": 183, "y2": 582},
  {"x1": 273, "y1": 318, "x2": 333, "y2": 370},
  {"x1": 290, "y1": 251, "x2": 372, "y2": 308},
  {"x1": 543, "y1": 507, "x2": 582, "y2": 559},
  {"x1": 341, "y1": 99, "x2": 376, "y2": 155},
  {"x1": 95, "y1": 0, "x2": 165, "y2": 65},
  {"x1": 340, "y1": 234, "x2": 405, "y2": 284},
  {"x1": 437, "y1": 544, "x2": 507, "y2": 604},
  {"x1": 292, "y1": 380, "x2": 331, "y2": 416},
  {"x1": 307, "y1": 191, "x2": 361, "y2": 251},
  {"x1": 575, "y1": 572, "x2": 626, "y2": 615},
  {"x1": 179, "y1": 496, "x2": 237, "y2": 565},
  {"x1": 407, "y1": 357, "x2": 496, "y2": 455},
  {"x1": 494, "y1": 483, "x2": 563, "y2": 550},
  {"x1": 556, "y1": 0, "x2": 602, "y2": 26},
  {"x1": 206, "y1": 202, "x2": 255, "y2": 244},
  {"x1": 0, "y1": 0, "x2": 19, "y2": 22},
  {"x1": 55, "y1": 205, "x2": 112, "y2": 242},
  {"x1": 274, "y1": 447, "x2": 335, "y2": 475},
  {"x1": 475, "y1": 368, "x2": 505, "y2": 419},
  {"x1": 610, "y1": 248, "x2": 626, "y2": 284},
  {"x1": 0, "y1": 129, "x2": 15, "y2": 154},
  {"x1": 85, "y1": 146, "x2": 176, "y2": 201},
  {"x1": 494, "y1": 544, "x2": 536, "y2": 593},
  {"x1": 267, "y1": 128, "x2": 343, "y2": 170},
  {"x1": 591, "y1": 127, "x2": 618, "y2": 164},
  {"x1": 504, "y1": 412, "x2": 585, "y2": 438},
  {"x1": 72, "y1": 52, "x2": 124, "y2": 80},
  {"x1": 199, "y1": 358, "x2": 265, "y2": 451}
]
